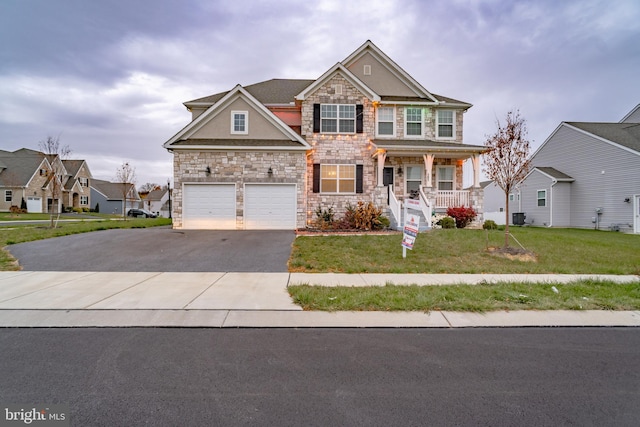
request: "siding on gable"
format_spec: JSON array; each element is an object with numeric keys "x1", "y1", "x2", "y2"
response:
[
  {"x1": 346, "y1": 51, "x2": 417, "y2": 97},
  {"x1": 532, "y1": 125, "x2": 640, "y2": 231},
  {"x1": 190, "y1": 97, "x2": 286, "y2": 140}
]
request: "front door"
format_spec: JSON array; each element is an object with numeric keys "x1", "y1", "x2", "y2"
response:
[{"x1": 383, "y1": 167, "x2": 394, "y2": 204}]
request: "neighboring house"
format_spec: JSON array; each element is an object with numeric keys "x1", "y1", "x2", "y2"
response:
[
  {"x1": 514, "y1": 104, "x2": 640, "y2": 233},
  {"x1": 90, "y1": 179, "x2": 141, "y2": 215},
  {"x1": 144, "y1": 188, "x2": 170, "y2": 217},
  {"x1": 61, "y1": 160, "x2": 93, "y2": 210},
  {"x1": 0, "y1": 148, "x2": 92, "y2": 213},
  {"x1": 480, "y1": 180, "x2": 510, "y2": 225},
  {"x1": 163, "y1": 40, "x2": 486, "y2": 230},
  {"x1": 0, "y1": 148, "x2": 52, "y2": 213}
]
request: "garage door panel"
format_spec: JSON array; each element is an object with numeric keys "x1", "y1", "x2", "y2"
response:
[
  {"x1": 245, "y1": 184, "x2": 296, "y2": 230},
  {"x1": 183, "y1": 184, "x2": 236, "y2": 230}
]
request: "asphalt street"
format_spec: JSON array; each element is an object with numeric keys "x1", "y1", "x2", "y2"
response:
[
  {"x1": 1, "y1": 328, "x2": 638, "y2": 426},
  {"x1": 7, "y1": 228, "x2": 296, "y2": 272}
]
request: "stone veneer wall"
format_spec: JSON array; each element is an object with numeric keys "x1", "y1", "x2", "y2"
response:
[
  {"x1": 300, "y1": 75, "x2": 378, "y2": 226},
  {"x1": 171, "y1": 150, "x2": 307, "y2": 229}
]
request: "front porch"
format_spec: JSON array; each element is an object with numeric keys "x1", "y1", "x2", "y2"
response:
[{"x1": 370, "y1": 139, "x2": 486, "y2": 228}]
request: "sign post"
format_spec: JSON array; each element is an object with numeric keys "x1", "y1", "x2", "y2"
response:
[{"x1": 402, "y1": 199, "x2": 422, "y2": 258}]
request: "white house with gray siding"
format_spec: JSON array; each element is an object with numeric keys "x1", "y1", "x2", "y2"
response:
[{"x1": 515, "y1": 104, "x2": 640, "y2": 233}]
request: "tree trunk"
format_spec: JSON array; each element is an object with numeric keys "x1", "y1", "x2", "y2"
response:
[{"x1": 504, "y1": 191, "x2": 510, "y2": 248}]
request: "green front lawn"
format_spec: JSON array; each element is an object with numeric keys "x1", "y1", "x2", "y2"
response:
[
  {"x1": 0, "y1": 217, "x2": 172, "y2": 270},
  {"x1": 289, "y1": 228, "x2": 640, "y2": 274}
]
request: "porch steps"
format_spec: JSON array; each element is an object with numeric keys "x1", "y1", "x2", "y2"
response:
[{"x1": 388, "y1": 208, "x2": 432, "y2": 232}]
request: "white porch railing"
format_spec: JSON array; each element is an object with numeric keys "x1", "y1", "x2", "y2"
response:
[
  {"x1": 388, "y1": 185, "x2": 401, "y2": 227},
  {"x1": 435, "y1": 190, "x2": 470, "y2": 208},
  {"x1": 419, "y1": 188, "x2": 433, "y2": 228}
]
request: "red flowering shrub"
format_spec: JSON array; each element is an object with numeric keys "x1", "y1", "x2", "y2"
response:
[{"x1": 446, "y1": 206, "x2": 477, "y2": 228}]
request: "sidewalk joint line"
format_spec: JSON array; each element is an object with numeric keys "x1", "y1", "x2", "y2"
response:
[
  {"x1": 183, "y1": 272, "x2": 227, "y2": 309},
  {"x1": 0, "y1": 271, "x2": 97, "y2": 304},
  {"x1": 83, "y1": 272, "x2": 163, "y2": 309},
  {"x1": 440, "y1": 311, "x2": 453, "y2": 328}
]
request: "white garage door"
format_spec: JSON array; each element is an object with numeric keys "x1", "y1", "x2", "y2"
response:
[
  {"x1": 245, "y1": 184, "x2": 296, "y2": 230},
  {"x1": 183, "y1": 184, "x2": 236, "y2": 229},
  {"x1": 27, "y1": 197, "x2": 42, "y2": 213}
]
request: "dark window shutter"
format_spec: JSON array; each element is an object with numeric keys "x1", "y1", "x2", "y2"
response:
[
  {"x1": 356, "y1": 104, "x2": 363, "y2": 133},
  {"x1": 313, "y1": 164, "x2": 320, "y2": 193},
  {"x1": 313, "y1": 104, "x2": 320, "y2": 133},
  {"x1": 356, "y1": 165, "x2": 363, "y2": 193}
]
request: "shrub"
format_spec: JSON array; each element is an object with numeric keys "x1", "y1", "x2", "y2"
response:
[
  {"x1": 94, "y1": 203, "x2": 100, "y2": 213},
  {"x1": 354, "y1": 201, "x2": 384, "y2": 230},
  {"x1": 438, "y1": 216, "x2": 456, "y2": 229},
  {"x1": 483, "y1": 219, "x2": 498, "y2": 230},
  {"x1": 314, "y1": 205, "x2": 335, "y2": 229},
  {"x1": 20, "y1": 198, "x2": 27, "y2": 210},
  {"x1": 82, "y1": 207, "x2": 90, "y2": 212},
  {"x1": 446, "y1": 206, "x2": 477, "y2": 228},
  {"x1": 72, "y1": 207, "x2": 83, "y2": 213},
  {"x1": 65, "y1": 206, "x2": 74, "y2": 213}
]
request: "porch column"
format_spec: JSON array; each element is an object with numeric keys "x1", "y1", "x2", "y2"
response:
[
  {"x1": 423, "y1": 154, "x2": 434, "y2": 188},
  {"x1": 471, "y1": 154, "x2": 481, "y2": 188},
  {"x1": 376, "y1": 150, "x2": 387, "y2": 186}
]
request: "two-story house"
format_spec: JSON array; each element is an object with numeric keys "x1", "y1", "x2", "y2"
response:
[
  {"x1": 163, "y1": 41, "x2": 485, "y2": 230},
  {"x1": 0, "y1": 149, "x2": 93, "y2": 213}
]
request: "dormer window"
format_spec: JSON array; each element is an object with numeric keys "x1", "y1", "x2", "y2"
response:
[{"x1": 231, "y1": 111, "x2": 248, "y2": 134}]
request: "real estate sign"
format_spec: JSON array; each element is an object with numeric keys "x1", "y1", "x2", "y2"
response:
[{"x1": 402, "y1": 199, "x2": 422, "y2": 257}]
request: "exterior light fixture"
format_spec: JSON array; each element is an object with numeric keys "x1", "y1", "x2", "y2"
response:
[
  {"x1": 268, "y1": 167, "x2": 273, "y2": 177},
  {"x1": 397, "y1": 166, "x2": 403, "y2": 176},
  {"x1": 205, "y1": 166, "x2": 211, "y2": 176}
]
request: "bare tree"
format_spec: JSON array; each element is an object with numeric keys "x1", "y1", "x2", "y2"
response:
[
  {"x1": 115, "y1": 161, "x2": 137, "y2": 219},
  {"x1": 138, "y1": 182, "x2": 160, "y2": 193},
  {"x1": 483, "y1": 110, "x2": 531, "y2": 247},
  {"x1": 39, "y1": 135, "x2": 71, "y2": 227}
]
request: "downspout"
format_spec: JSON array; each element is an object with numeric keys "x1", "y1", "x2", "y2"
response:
[{"x1": 548, "y1": 180, "x2": 557, "y2": 227}]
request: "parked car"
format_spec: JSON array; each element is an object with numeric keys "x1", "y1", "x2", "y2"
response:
[{"x1": 126, "y1": 208, "x2": 157, "y2": 218}]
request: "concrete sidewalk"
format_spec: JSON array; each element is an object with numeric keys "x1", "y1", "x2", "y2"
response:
[{"x1": 0, "y1": 271, "x2": 638, "y2": 328}]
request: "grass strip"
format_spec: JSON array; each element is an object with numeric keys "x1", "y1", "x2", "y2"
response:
[
  {"x1": 0, "y1": 218, "x2": 172, "y2": 270},
  {"x1": 288, "y1": 280, "x2": 640, "y2": 312},
  {"x1": 289, "y1": 228, "x2": 640, "y2": 274}
]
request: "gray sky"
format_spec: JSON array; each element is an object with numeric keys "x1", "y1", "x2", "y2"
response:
[{"x1": 1, "y1": 0, "x2": 639, "y2": 187}]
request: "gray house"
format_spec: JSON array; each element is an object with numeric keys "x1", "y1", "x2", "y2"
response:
[
  {"x1": 90, "y1": 179, "x2": 140, "y2": 215},
  {"x1": 514, "y1": 104, "x2": 640, "y2": 233}
]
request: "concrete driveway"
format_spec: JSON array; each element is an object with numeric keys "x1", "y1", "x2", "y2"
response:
[{"x1": 7, "y1": 228, "x2": 296, "y2": 272}]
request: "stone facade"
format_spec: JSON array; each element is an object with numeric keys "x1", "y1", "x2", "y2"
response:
[
  {"x1": 172, "y1": 150, "x2": 307, "y2": 229},
  {"x1": 302, "y1": 75, "x2": 378, "y2": 224}
]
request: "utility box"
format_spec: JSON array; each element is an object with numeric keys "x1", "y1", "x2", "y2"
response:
[{"x1": 512, "y1": 212, "x2": 526, "y2": 226}]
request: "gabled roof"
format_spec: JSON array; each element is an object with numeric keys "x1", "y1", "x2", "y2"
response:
[
  {"x1": 62, "y1": 159, "x2": 92, "y2": 179},
  {"x1": 164, "y1": 84, "x2": 310, "y2": 150},
  {"x1": 91, "y1": 179, "x2": 139, "y2": 201},
  {"x1": 620, "y1": 103, "x2": 640, "y2": 123},
  {"x1": 146, "y1": 188, "x2": 167, "y2": 201},
  {"x1": 342, "y1": 40, "x2": 437, "y2": 101},
  {"x1": 0, "y1": 148, "x2": 49, "y2": 188},
  {"x1": 533, "y1": 167, "x2": 575, "y2": 181},
  {"x1": 295, "y1": 63, "x2": 380, "y2": 101},
  {"x1": 565, "y1": 122, "x2": 640, "y2": 154},
  {"x1": 186, "y1": 79, "x2": 315, "y2": 106},
  {"x1": 532, "y1": 121, "x2": 640, "y2": 160}
]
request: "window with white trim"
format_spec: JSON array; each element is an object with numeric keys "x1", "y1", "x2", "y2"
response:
[
  {"x1": 437, "y1": 110, "x2": 455, "y2": 138},
  {"x1": 80, "y1": 195, "x2": 88, "y2": 205},
  {"x1": 376, "y1": 107, "x2": 395, "y2": 136},
  {"x1": 437, "y1": 166, "x2": 454, "y2": 191},
  {"x1": 405, "y1": 107, "x2": 422, "y2": 137},
  {"x1": 231, "y1": 111, "x2": 248, "y2": 134},
  {"x1": 79, "y1": 177, "x2": 89, "y2": 187},
  {"x1": 537, "y1": 190, "x2": 547, "y2": 207},
  {"x1": 321, "y1": 164, "x2": 356, "y2": 193},
  {"x1": 509, "y1": 194, "x2": 515, "y2": 202},
  {"x1": 321, "y1": 104, "x2": 355, "y2": 133},
  {"x1": 5, "y1": 190, "x2": 12, "y2": 202}
]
